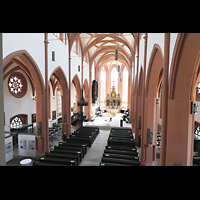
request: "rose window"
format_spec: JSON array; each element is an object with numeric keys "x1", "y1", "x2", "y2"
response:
[
  {"x1": 8, "y1": 76, "x2": 23, "y2": 94},
  {"x1": 7, "y1": 72, "x2": 27, "y2": 98}
]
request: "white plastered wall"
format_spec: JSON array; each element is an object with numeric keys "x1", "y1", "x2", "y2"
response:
[
  {"x1": 4, "y1": 69, "x2": 36, "y2": 132},
  {"x1": 3, "y1": 33, "x2": 45, "y2": 82}
]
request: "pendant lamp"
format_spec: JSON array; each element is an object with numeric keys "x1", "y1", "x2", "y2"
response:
[{"x1": 115, "y1": 49, "x2": 118, "y2": 60}]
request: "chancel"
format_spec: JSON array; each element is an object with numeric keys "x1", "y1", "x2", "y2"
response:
[{"x1": 1, "y1": 33, "x2": 200, "y2": 166}]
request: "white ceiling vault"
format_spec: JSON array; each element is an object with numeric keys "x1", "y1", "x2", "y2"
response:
[{"x1": 68, "y1": 33, "x2": 138, "y2": 69}]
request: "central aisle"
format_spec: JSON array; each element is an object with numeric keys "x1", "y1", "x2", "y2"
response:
[{"x1": 79, "y1": 129, "x2": 110, "y2": 166}]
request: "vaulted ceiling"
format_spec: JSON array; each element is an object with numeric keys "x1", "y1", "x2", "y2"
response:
[{"x1": 68, "y1": 33, "x2": 138, "y2": 69}]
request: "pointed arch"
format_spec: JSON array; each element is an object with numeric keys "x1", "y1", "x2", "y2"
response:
[
  {"x1": 3, "y1": 50, "x2": 47, "y2": 158},
  {"x1": 140, "y1": 44, "x2": 163, "y2": 166},
  {"x1": 146, "y1": 44, "x2": 163, "y2": 97},
  {"x1": 49, "y1": 66, "x2": 71, "y2": 136},
  {"x1": 166, "y1": 33, "x2": 200, "y2": 166},
  {"x1": 72, "y1": 74, "x2": 82, "y2": 113}
]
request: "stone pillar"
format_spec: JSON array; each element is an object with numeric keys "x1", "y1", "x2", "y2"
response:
[
  {"x1": 44, "y1": 33, "x2": 49, "y2": 152},
  {"x1": 134, "y1": 55, "x2": 139, "y2": 144},
  {"x1": 68, "y1": 56, "x2": 71, "y2": 135},
  {"x1": 140, "y1": 33, "x2": 148, "y2": 165},
  {"x1": 88, "y1": 65, "x2": 92, "y2": 121},
  {"x1": 35, "y1": 33, "x2": 49, "y2": 158},
  {"x1": 160, "y1": 33, "x2": 170, "y2": 166}
]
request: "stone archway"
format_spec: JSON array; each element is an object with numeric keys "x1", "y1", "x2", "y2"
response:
[
  {"x1": 166, "y1": 33, "x2": 200, "y2": 166},
  {"x1": 3, "y1": 50, "x2": 47, "y2": 158},
  {"x1": 49, "y1": 66, "x2": 71, "y2": 136},
  {"x1": 72, "y1": 74, "x2": 82, "y2": 113},
  {"x1": 140, "y1": 44, "x2": 163, "y2": 166},
  {"x1": 72, "y1": 74, "x2": 82, "y2": 128}
]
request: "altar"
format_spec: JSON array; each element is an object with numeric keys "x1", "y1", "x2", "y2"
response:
[
  {"x1": 105, "y1": 86, "x2": 121, "y2": 110},
  {"x1": 109, "y1": 109, "x2": 118, "y2": 114}
]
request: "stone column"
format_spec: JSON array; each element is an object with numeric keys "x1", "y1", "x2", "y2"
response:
[{"x1": 160, "y1": 33, "x2": 170, "y2": 166}]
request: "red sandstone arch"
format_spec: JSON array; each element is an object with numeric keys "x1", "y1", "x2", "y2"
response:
[
  {"x1": 166, "y1": 33, "x2": 200, "y2": 166},
  {"x1": 89, "y1": 45, "x2": 131, "y2": 67},
  {"x1": 69, "y1": 33, "x2": 136, "y2": 76},
  {"x1": 96, "y1": 52, "x2": 130, "y2": 69},
  {"x1": 141, "y1": 44, "x2": 163, "y2": 166},
  {"x1": 72, "y1": 74, "x2": 82, "y2": 128},
  {"x1": 49, "y1": 66, "x2": 71, "y2": 136},
  {"x1": 4, "y1": 59, "x2": 36, "y2": 97},
  {"x1": 69, "y1": 33, "x2": 136, "y2": 59},
  {"x1": 72, "y1": 74, "x2": 81, "y2": 111},
  {"x1": 3, "y1": 50, "x2": 47, "y2": 158}
]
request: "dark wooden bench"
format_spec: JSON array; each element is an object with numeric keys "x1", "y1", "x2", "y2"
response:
[
  {"x1": 103, "y1": 153, "x2": 139, "y2": 161},
  {"x1": 57, "y1": 142, "x2": 86, "y2": 155},
  {"x1": 50, "y1": 149, "x2": 83, "y2": 161},
  {"x1": 105, "y1": 145, "x2": 137, "y2": 152},
  {"x1": 66, "y1": 137, "x2": 93, "y2": 147},
  {"x1": 33, "y1": 160, "x2": 69, "y2": 166},
  {"x1": 101, "y1": 157, "x2": 140, "y2": 166},
  {"x1": 45, "y1": 152, "x2": 80, "y2": 166},
  {"x1": 58, "y1": 142, "x2": 87, "y2": 154},
  {"x1": 54, "y1": 146, "x2": 85, "y2": 158},
  {"x1": 107, "y1": 138, "x2": 135, "y2": 147},
  {"x1": 39, "y1": 157, "x2": 77, "y2": 166},
  {"x1": 99, "y1": 162, "x2": 130, "y2": 166},
  {"x1": 104, "y1": 149, "x2": 138, "y2": 156}
]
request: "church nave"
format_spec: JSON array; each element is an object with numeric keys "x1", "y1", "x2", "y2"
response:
[{"x1": 1, "y1": 33, "x2": 200, "y2": 166}]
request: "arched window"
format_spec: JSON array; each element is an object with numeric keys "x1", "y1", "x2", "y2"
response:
[
  {"x1": 57, "y1": 85, "x2": 62, "y2": 117},
  {"x1": 72, "y1": 39, "x2": 78, "y2": 54},
  {"x1": 111, "y1": 67, "x2": 118, "y2": 93},
  {"x1": 100, "y1": 67, "x2": 106, "y2": 102},
  {"x1": 122, "y1": 67, "x2": 128, "y2": 105},
  {"x1": 10, "y1": 116, "x2": 23, "y2": 128}
]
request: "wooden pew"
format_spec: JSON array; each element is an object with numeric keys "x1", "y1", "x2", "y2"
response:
[
  {"x1": 101, "y1": 157, "x2": 140, "y2": 166},
  {"x1": 39, "y1": 157, "x2": 77, "y2": 166}
]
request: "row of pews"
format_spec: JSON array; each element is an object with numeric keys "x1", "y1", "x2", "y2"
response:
[
  {"x1": 99, "y1": 128, "x2": 140, "y2": 166},
  {"x1": 33, "y1": 126, "x2": 99, "y2": 166}
]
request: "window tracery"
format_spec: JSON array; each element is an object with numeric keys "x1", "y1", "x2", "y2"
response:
[
  {"x1": 111, "y1": 67, "x2": 118, "y2": 93},
  {"x1": 10, "y1": 116, "x2": 23, "y2": 128},
  {"x1": 8, "y1": 75, "x2": 23, "y2": 95},
  {"x1": 7, "y1": 72, "x2": 27, "y2": 98}
]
